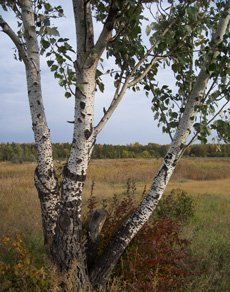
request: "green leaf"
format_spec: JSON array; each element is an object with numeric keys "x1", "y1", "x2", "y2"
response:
[
  {"x1": 49, "y1": 27, "x2": 60, "y2": 37},
  {"x1": 146, "y1": 25, "x2": 151, "y2": 36},
  {"x1": 96, "y1": 69, "x2": 103, "y2": 79},
  {"x1": 58, "y1": 38, "x2": 69, "y2": 42},
  {"x1": 98, "y1": 81, "x2": 105, "y2": 93},
  {"x1": 55, "y1": 53, "x2": 65, "y2": 64},
  {"x1": 208, "y1": 63, "x2": 217, "y2": 72},
  {"x1": 158, "y1": 42, "x2": 167, "y2": 51},
  {"x1": 59, "y1": 79, "x2": 67, "y2": 87},
  {"x1": 41, "y1": 39, "x2": 50, "y2": 49},
  {"x1": 44, "y1": 3, "x2": 52, "y2": 11},
  {"x1": 65, "y1": 92, "x2": 71, "y2": 98},
  {"x1": 184, "y1": 25, "x2": 192, "y2": 33},
  {"x1": 51, "y1": 64, "x2": 58, "y2": 72},
  {"x1": 187, "y1": 6, "x2": 197, "y2": 18},
  {"x1": 76, "y1": 84, "x2": 84, "y2": 92},
  {"x1": 43, "y1": 17, "x2": 50, "y2": 27},
  {"x1": 47, "y1": 60, "x2": 54, "y2": 67}
]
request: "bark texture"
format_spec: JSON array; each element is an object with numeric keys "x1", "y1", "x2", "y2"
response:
[
  {"x1": 0, "y1": 1, "x2": 60, "y2": 251},
  {"x1": 22, "y1": 1, "x2": 60, "y2": 252}
]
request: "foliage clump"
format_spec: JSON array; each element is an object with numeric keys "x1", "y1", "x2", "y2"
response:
[
  {"x1": 0, "y1": 232, "x2": 49, "y2": 292},
  {"x1": 0, "y1": 183, "x2": 194, "y2": 292},
  {"x1": 86, "y1": 182, "x2": 195, "y2": 291}
]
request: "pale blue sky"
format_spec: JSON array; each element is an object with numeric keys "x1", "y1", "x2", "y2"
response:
[{"x1": 0, "y1": 2, "x2": 173, "y2": 145}]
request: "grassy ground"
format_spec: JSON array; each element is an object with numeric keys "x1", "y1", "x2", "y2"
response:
[{"x1": 0, "y1": 157, "x2": 230, "y2": 291}]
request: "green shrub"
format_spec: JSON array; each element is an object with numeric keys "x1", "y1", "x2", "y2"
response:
[
  {"x1": 156, "y1": 188, "x2": 194, "y2": 222},
  {"x1": 0, "y1": 232, "x2": 49, "y2": 292}
]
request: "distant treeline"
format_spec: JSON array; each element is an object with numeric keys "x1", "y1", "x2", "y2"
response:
[{"x1": 0, "y1": 142, "x2": 230, "y2": 163}]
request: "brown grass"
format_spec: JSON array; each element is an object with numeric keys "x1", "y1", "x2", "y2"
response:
[{"x1": 0, "y1": 158, "x2": 230, "y2": 237}]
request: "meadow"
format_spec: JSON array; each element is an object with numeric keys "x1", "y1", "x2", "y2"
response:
[{"x1": 0, "y1": 157, "x2": 230, "y2": 291}]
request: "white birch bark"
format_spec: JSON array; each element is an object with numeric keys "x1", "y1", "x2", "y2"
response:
[
  {"x1": 0, "y1": 1, "x2": 59, "y2": 250},
  {"x1": 50, "y1": 1, "x2": 98, "y2": 287},
  {"x1": 22, "y1": 1, "x2": 59, "y2": 249},
  {"x1": 51, "y1": 1, "x2": 123, "y2": 287}
]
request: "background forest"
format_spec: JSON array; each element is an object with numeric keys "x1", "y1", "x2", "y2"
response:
[{"x1": 0, "y1": 142, "x2": 229, "y2": 163}]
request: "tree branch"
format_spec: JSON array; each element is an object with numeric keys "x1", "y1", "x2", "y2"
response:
[
  {"x1": 94, "y1": 69, "x2": 127, "y2": 134},
  {"x1": 94, "y1": 15, "x2": 178, "y2": 134},
  {"x1": 86, "y1": 209, "x2": 108, "y2": 271},
  {"x1": 0, "y1": 15, "x2": 29, "y2": 65},
  {"x1": 186, "y1": 99, "x2": 230, "y2": 148},
  {"x1": 93, "y1": 0, "x2": 120, "y2": 59},
  {"x1": 150, "y1": 86, "x2": 173, "y2": 141}
]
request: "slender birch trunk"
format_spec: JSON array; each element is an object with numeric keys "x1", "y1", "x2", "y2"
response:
[
  {"x1": 22, "y1": 1, "x2": 60, "y2": 253},
  {"x1": 89, "y1": 6, "x2": 230, "y2": 288},
  {"x1": 0, "y1": 1, "x2": 60, "y2": 253}
]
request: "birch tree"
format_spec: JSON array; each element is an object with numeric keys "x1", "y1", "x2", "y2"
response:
[{"x1": 0, "y1": 0, "x2": 230, "y2": 290}]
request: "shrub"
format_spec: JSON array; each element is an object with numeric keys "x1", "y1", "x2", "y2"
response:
[
  {"x1": 156, "y1": 188, "x2": 194, "y2": 222},
  {"x1": 86, "y1": 182, "x2": 195, "y2": 292},
  {"x1": 0, "y1": 232, "x2": 49, "y2": 292}
]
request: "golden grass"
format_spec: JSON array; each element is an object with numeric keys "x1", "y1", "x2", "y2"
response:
[
  {"x1": 0, "y1": 162, "x2": 41, "y2": 238},
  {"x1": 0, "y1": 158, "x2": 230, "y2": 237}
]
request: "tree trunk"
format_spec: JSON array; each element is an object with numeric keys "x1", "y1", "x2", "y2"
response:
[
  {"x1": 89, "y1": 6, "x2": 230, "y2": 288},
  {"x1": 51, "y1": 52, "x2": 97, "y2": 287},
  {"x1": 21, "y1": 0, "x2": 60, "y2": 253}
]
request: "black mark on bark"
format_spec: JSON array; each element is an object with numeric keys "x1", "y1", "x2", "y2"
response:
[
  {"x1": 84, "y1": 129, "x2": 91, "y2": 139},
  {"x1": 84, "y1": 123, "x2": 93, "y2": 140},
  {"x1": 165, "y1": 153, "x2": 172, "y2": 160},
  {"x1": 162, "y1": 164, "x2": 168, "y2": 185},
  {"x1": 59, "y1": 212, "x2": 71, "y2": 232},
  {"x1": 80, "y1": 102, "x2": 86, "y2": 109},
  {"x1": 63, "y1": 166, "x2": 86, "y2": 182}
]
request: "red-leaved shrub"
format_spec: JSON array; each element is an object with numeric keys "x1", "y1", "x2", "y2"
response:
[{"x1": 86, "y1": 181, "x2": 194, "y2": 291}]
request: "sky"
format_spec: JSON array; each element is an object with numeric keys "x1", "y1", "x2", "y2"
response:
[{"x1": 0, "y1": 2, "x2": 174, "y2": 145}]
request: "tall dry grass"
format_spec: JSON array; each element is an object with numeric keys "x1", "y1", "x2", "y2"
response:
[
  {"x1": 1, "y1": 158, "x2": 230, "y2": 236},
  {"x1": 0, "y1": 162, "x2": 41, "y2": 238},
  {"x1": 0, "y1": 158, "x2": 230, "y2": 291}
]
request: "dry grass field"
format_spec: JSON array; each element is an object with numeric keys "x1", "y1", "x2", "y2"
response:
[{"x1": 0, "y1": 157, "x2": 230, "y2": 291}]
